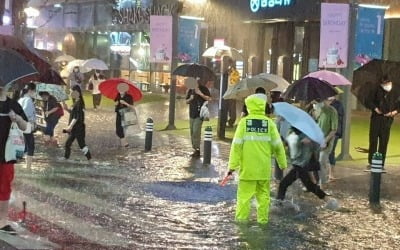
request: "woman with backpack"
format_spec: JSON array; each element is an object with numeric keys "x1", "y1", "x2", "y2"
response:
[
  {"x1": 18, "y1": 83, "x2": 37, "y2": 168},
  {"x1": 39, "y1": 91, "x2": 63, "y2": 146},
  {"x1": 63, "y1": 85, "x2": 91, "y2": 162}
]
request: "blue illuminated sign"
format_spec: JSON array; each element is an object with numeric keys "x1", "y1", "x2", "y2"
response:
[{"x1": 250, "y1": 0, "x2": 294, "y2": 13}]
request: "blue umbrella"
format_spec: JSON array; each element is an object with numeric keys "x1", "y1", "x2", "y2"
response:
[
  {"x1": 272, "y1": 102, "x2": 325, "y2": 146},
  {"x1": 0, "y1": 48, "x2": 37, "y2": 87}
]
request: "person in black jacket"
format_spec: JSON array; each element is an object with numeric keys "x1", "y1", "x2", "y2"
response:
[
  {"x1": 63, "y1": 85, "x2": 91, "y2": 162},
  {"x1": 366, "y1": 75, "x2": 400, "y2": 167},
  {"x1": 115, "y1": 82, "x2": 134, "y2": 147}
]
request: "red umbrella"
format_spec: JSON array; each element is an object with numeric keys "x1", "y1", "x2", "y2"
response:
[{"x1": 99, "y1": 78, "x2": 143, "y2": 101}]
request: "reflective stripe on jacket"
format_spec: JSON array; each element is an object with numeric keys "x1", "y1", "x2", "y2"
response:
[{"x1": 228, "y1": 94, "x2": 287, "y2": 180}]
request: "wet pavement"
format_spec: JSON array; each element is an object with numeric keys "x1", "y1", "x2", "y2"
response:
[{"x1": 1, "y1": 99, "x2": 400, "y2": 249}]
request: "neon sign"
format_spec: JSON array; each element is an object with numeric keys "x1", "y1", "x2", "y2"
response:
[{"x1": 250, "y1": 0, "x2": 294, "y2": 13}]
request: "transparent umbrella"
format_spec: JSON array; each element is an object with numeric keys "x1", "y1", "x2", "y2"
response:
[
  {"x1": 223, "y1": 77, "x2": 277, "y2": 100},
  {"x1": 202, "y1": 45, "x2": 243, "y2": 61},
  {"x1": 256, "y1": 73, "x2": 291, "y2": 92}
]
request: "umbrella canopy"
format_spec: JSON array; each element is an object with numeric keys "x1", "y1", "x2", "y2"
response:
[
  {"x1": 0, "y1": 35, "x2": 55, "y2": 84},
  {"x1": 99, "y1": 78, "x2": 143, "y2": 101},
  {"x1": 273, "y1": 102, "x2": 325, "y2": 146},
  {"x1": 223, "y1": 77, "x2": 278, "y2": 100},
  {"x1": 41, "y1": 68, "x2": 65, "y2": 85},
  {"x1": 202, "y1": 45, "x2": 243, "y2": 61},
  {"x1": 172, "y1": 63, "x2": 215, "y2": 82},
  {"x1": 0, "y1": 48, "x2": 38, "y2": 87},
  {"x1": 64, "y1": 59, "x2": 90, "y2": 74},
  {"x1": 256, "y1": 73, "x2": 290, "y2": 92},
  {"x1": 282, "y1": 77, "x2": 338, "y2": 103},
  {"x1": 306, "y1": 70, "x2": 352, "y2": 86},
  {"x1": 35, "y1": 82, "x2": 68, "y2": 101},
  {"x1": 352, "y1": 59, "x2": 400, "y2": 107},
  {"x1": 54, "y1": 54, "x2": 75, "y2": 63},
  {"x1": 82, "y1": 58, "x2": 109, "y2": 71}
]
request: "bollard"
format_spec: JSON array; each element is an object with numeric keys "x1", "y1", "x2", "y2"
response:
[
  {"x1": 369, "y1": 152, "x2": 384, "y2": 205},
  {"x1": 203, "y1": 126, "x2": 213, "y2": 165},
  {"x1": 145, "y1": 118, "x2": 153, "y2": 151}
]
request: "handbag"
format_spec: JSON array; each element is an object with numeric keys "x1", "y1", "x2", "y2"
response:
[
  {"x1": 5, "y1": 122, "x2": 26, "y2": 162},
  {"x1": 119, "y1": 107, "x2": 138, "y2": 127},
  {"x1": 199, "y1": 101, "x2": 210, "y2": 121}
]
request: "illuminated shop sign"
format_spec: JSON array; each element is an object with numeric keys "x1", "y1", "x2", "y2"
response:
[{"x1": 250, "y1": 0, "x2": 295, "y2": 13}]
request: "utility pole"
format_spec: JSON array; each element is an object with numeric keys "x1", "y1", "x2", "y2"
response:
[{"x1": 338, "y1": 0, "x2": 357, "y2": 161}]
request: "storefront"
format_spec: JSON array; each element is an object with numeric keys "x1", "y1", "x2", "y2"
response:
[{"x1": 29, "y1": 0, "x2": 180, "y2": 91}]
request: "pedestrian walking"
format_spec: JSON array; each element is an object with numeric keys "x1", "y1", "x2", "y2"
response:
[
  {"x1": 226, "y1": 93, "x2": 287, "y2": 225},
  {"x1": 39, "y1": 91, "x2": 63, "y2": 146},
  {"x1": 88, "y1": 70, "x2": 105, "y2": 110},
  {"x1": 185, "y1": 79, "x2": 212, "y2": 157},
  {"x1": 312, "y1": 98, "x2": 338, "y2": 189},
  {"x1": 366, "y1": 75, "x2": 399, "y2": 167},
  {"x1": 277, "y1": 127, "x2": 332, "y2": 203},
  {"x1": 18, "y1": 83, "x2": 36, "y2": 169},
  {"x1": 68, "y1": 66, "x2": 84, "y2": 90},
  {"x1": 63, "y1": 85, "x2": 91, "y2": 162},
  {"x1": 0, "y1": 86, "x2": 28, "y2": 235},
  {"x1": 328, "y1": 95, "x2": 344, "y2": 180},
  {"x1": 115, "y1": 82, "x2": 134, "y2": 147}
]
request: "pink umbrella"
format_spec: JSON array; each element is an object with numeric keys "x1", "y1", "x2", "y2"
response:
[{"x1": 306, "y1": 70, "x2": 352, "y2": 86}]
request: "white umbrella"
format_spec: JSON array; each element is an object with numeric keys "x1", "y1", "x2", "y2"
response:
[
  {"x1": 82, "y1": 58, "x2": 108, "y2": 71},
  {"x1": 202, "y1": 45, "x2": 243, "y2": 61},
  {"x1": 64, "y1": 59, "x2": 90, "y2": 73},
  {"x1": 223, "y1": 77, "x2": 277, "y2": 100},
  {"x1": 256, "y1": 73, "x2": 291, "y2": 92},
  {"x1": 54, "y1": 54, "x2": 75, "y2": 63}
]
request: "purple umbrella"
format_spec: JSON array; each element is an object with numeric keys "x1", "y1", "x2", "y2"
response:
[{"x1": 306, "y1": 70, "x2": 351, "y2": 86}]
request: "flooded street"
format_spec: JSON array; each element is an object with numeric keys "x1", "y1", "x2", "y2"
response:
[{"x1": 2, "y1": 100, "x2": 399, "y2": 249}]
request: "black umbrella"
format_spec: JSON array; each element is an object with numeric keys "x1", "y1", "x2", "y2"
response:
[
  {"x1": 0, "y1": 48, "x2": 38, "y2": 87},
  {"x1": 282, "y1": 77, "x2": 338, "y2": 103},
  {"x1": 172, "y1": 63, "x2": 216, "y2": 81},
  {"x1": 352, "y1": 59, "x2": 400, "y2": 108}
]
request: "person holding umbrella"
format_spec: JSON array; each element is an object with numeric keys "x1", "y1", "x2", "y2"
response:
[
  {"x1": 39, "y1": 91, "x2": 63, "y2": 146},
  {"x1": 88, "y1": 70, "x2": 105, "y2": 110},
  {"x1": 226, "y1": 94, "x2": 287, "y2": 225},
  {"x1": 18, "y1": 83, "x2": 37, "y2": 169},
  {"x1": 115, "y1": 82, "x2": 134, "y2": 147},
  {"x1": 68, "y1": 66, "x2": 84, "y2": 90},
  {"x1": 366, "y1": 75, "x2": 400, "y2": 167},
  {"x1": 63, "y1": 85, "x2": 91, "y2": 162},
  {"x1": 185, "y1": 79, "x2": 212, "y2": 157},
  {"x1": 312, "y1": 98, "x2": 338, "y2": 189}
]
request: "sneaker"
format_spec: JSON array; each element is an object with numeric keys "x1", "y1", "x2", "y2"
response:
[
  {"x1": 190, "y1": 149, "x2": 200, "y2": 157},
  {"x1": 325, "y1": 198, "x2": 339, "y2": 210},
  {"x1": 0, "y1": 225, "x2": 17, "y2": 235}
]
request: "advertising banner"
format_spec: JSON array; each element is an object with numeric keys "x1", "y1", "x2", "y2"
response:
[
  {"x1": 319, "y1": 3, "x2": 350, "y2": 68},
  {"x1": 354, "y1": 7, "x2": 385, "y2": 67},
  {"x1": 150, "y1": 15, "x2": 172, "y2": 63},
  {"x1": 177, "y1": 18, "x2": 201, "y2": 63}
]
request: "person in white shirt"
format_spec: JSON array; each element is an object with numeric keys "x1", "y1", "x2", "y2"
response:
[
  {"x1": 88, "y1": 70, "x2": 105, "y2": 110},
  {"x1": 18, "y1": 83, "x2": 36, "y2": 169}
]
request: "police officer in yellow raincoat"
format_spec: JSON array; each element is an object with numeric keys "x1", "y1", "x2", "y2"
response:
[{"x1": 227, "y1": 93, "x2": 287, "y2": 224}]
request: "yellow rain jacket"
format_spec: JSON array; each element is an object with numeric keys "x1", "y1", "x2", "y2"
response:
[
  {"x1": 228, "y1": 94, "x2": 287, "y2": 224},
  {"x1": 229, "y1": 94, "x2": 287, "y2": 179}
]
